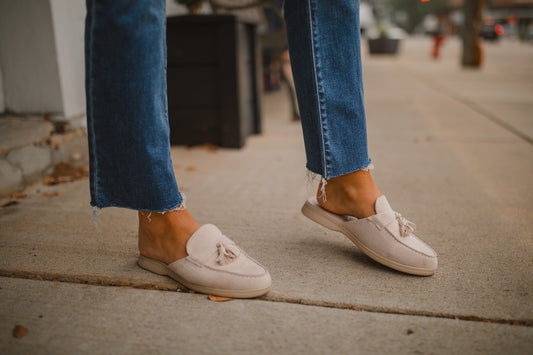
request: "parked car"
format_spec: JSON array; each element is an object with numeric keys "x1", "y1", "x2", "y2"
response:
[{"x1": 481, "y1": 19, "x2": 505, "y2": 41}]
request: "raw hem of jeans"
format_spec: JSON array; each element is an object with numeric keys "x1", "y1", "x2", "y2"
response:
[
  {"x1": 89, "y1": 200, "x2": 185, "y2": 214},
  {"x1": 306, "y1": 159, "x2": 374, "y2": 180},
  {"x1": 308, "y1": 160, "x2": 374, "y2": 203},
  {"x1": 330, "y1": 161, "x2": 374, "y2": 178}
]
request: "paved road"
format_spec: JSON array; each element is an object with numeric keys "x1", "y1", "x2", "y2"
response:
[{"x1": 1, "y1": 37, "x2": 532, "y2": 354}]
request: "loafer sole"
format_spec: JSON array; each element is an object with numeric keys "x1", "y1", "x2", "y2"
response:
[
  {"x1": 138, "y1": 255, "x2": 271, "y2": 298},
  {"x1": 302, "y1": 200, "x2": 436, "y2": 276}
]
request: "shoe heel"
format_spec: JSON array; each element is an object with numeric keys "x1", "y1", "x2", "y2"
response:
[
  {"x1": 138, "y1": 255, "x2": 170, "y2": 276},
  {"x1": 301, "y1": 201, "x2": 342, "y2": 232}
]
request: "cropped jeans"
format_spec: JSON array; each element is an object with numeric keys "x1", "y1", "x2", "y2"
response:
[{"x1": 85, "y1": 0, "x2": 370, "y2": 212}]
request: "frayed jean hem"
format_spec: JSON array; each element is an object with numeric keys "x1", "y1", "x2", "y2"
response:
[
  {"x1": 89, "y1": 198, "x2": 185, "y2": 214},
  {"x1": 306, "y1": 158, "x2": 374, "y2": 180}
]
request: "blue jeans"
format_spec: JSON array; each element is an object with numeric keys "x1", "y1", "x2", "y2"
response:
[{"x1": 85, "y1": 0, "x2": 370, "y2": 212}]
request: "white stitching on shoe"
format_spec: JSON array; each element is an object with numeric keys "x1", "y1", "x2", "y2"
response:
[
  {"x1": 182, "y1": 257, "x2": 268, "y2": 278},
  {"x1": 371, "y1": 212, "x2": 416, "y2": 237},
  {"x1": 381, "y1": 226, "x2": 436, "y2": 258}
]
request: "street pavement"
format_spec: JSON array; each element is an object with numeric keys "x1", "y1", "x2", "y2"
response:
[{"x1": 1, "y1": 37, "x2": 532, "y2": 354}]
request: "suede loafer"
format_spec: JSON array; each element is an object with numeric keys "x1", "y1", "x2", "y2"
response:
[
  {"x1": 301, "y1": 195, "x2": 438, "y2": 276},
  {"x1": 138, "y1": 224, "x2": 272, "y2": 298}
]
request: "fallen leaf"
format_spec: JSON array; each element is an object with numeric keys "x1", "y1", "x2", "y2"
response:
[
  {"x1": 45, "y1": 162, "x2": 89, "y2": 185},
  {"x1": 54, "y1": 121, "x2": 70, "y2": 134},
  {"x1": 406, "y1": 328, "x2": 414, "y2": 335},
  {"x1": 43, "y1": 192, "x2": 59, "y2": 198},
  {"x1": 44, "y1": 176, "x2": 58, "y2": 185},
  {"x1": 11, "y1": 193, "x2": 27, "y2": 199},
  {"x1": 56, "y1": 176, "x2": 74, "y2": 183},
  {"x1": 13, "y1": 325, "x2": 28, "y2": 338},
  {"x1": 186, "y1": 166, "x2": 197, "y2": 171},
  {"x1": 208, "y1": 295, "x2": 234, "y2": 302},
  {"x1": 1, "y1": 200, "x2": 19, "y2": 208},
  {"x1": 201, "y1": 143, "x2": 219, "y2": 152}
]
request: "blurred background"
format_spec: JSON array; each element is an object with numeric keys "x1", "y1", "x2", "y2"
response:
[{"x1": 0, "y1": 0, "x2": 532, "y2": 197}]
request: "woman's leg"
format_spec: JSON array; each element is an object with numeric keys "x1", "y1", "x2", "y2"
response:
[
  {"x1": 85, "y1": 0, "x2": 198, "y2": 263},
  {"x1": 85, "y1": 0, "x2": 271, "y2": 295},
  {"x1": 85, "y1": 0, "x2": 180, "y2": 211},
  {"x1": 283, "y1": 0, "x2": 380, "y2": 218},
  {"x1": 284, "y1": 0, "x2": 438, "y2": 275}
]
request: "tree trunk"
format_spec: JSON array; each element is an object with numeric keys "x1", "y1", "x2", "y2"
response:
[{"x1": 462, "y1": 0, "x2": 485, "y2": 67}]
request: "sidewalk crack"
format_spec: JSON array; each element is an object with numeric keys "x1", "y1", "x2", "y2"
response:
[
  {"x1": 1, "y1": 271, "x2": 532, "y2": 327},
  {"x1": 261, "y1": 294, "x2": 533, "y2": 328}
]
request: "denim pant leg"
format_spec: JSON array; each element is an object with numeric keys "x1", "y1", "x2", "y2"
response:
[
  {"x1": 85, "y1": 0, "x2": 183, "y2": 211},
  {"x1": 283, "y1": 0, "x2": 372, "y2": 179}
]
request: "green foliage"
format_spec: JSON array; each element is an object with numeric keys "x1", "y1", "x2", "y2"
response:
[
  {"x1": 377, "y1": 23, "x2": 389, "y2": 38},
  {"x1": 376, "y1": 0, "x2": 449, "y2": 33}
]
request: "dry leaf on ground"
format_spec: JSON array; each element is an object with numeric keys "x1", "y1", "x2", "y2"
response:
[
  {"x1": 208, "y1": 295, "x2": 234, "y2": 302},
  {"x1": 201, "y1": 143, "x2": 219, "y2": 152},
  {"x1": 11, "y1": 193, "x2": 27, "y2": 199},
  {"x1": 43, "y1": 192, "x2": 59, "y2": 197},
  {"x1": 186, "y1": 166, "x2": 197, "y2": 171},
  {"x1": 45, "y1": 162, "x2": 89, "y2": 185},
  {"x1": 44, "y1": 176, "x2": 57, "y2": 185},
  {"x1": 13, "y1": 325, "x2": 28, "y2": 338},
  {"x1": 1, "y1": 200, "x2": 19, "y2": 208}
]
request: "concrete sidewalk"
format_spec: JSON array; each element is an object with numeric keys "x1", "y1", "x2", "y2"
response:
[{"x1": 1, "y1": 37, "x2": 532, "y2": 354}]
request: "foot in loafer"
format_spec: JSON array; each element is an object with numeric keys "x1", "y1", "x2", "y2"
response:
[
  {"x1": 303, "y1": 170, "x2": 437, "y2": 276},
  {"x1": 137, "y1": 209, "x2": 271, "y2": 298}
]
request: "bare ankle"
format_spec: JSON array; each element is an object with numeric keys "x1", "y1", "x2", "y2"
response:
[
  {"x1": 138, "y1": 209, "x2": 200, "y2": 264},
  {"x1": 317, "y1": 170, "x2": 381, "y2": 218}
]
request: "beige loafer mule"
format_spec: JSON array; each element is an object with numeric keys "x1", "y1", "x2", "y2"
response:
[
  {"x1": 301, "y1": 196, "x2": 438, "y2": 276},
  {"x1": 138, "y1": 224, "x2": 272, "y2": 298}
]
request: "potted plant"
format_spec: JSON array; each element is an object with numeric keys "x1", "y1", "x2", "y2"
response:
[
  {"x1": 367, "y1": 23, "x2": 404, "y2": 55},
  {"x1": 175, "y1": 0, "x2": 204, "y2": 14}
]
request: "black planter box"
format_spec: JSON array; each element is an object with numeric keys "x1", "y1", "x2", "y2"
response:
[
  {"x1": 166, "y1": 15, "x2": 262, "y2": 148},
  {"x1": 368, "y1": 38, "x2": 400, "y2": 55}
]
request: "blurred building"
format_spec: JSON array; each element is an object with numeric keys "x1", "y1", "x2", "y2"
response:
[
  {"x1": 483, "y1": 0, "x2": 533, "y2": 40},
  {"x1": 452, "y1": 0, "x2": 533, "y2": 34},
  {"x1": 423, "y1": 0, "x2": 533, "y2": 39}
]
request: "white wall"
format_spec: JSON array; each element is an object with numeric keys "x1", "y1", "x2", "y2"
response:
[
  {"x1": 0, "y1": 0, "x2": 85, "y2": 119},
  {"x1": 0, "y1": 0, "x2": 189, "y2": 118},
  {"x1": 50, "y1": 0, "x2": 86, "y2": 119},
  {"x1": 166, "y1": 0, "x2": 211, "y2": 16},
  {"x1": 0, "y1": 65, "x2": 4, "y2": 113},
  {"x1": 0, "y1": 0, "x2": 63, "y2": 114},
  {"x1": 166, "y1": 0, "x2": 187, "y2": 16}
]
